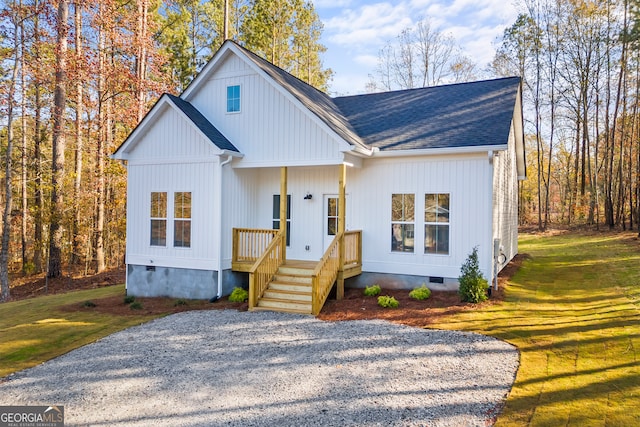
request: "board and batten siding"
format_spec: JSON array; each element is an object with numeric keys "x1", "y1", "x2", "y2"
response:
[
  {"x1": 492, "y1": 121, "x2": 520, "y2": 269},
  {"x1": 348, "y1": 155, "x2": 493, "y2": 280},
  {"x1": 124, "y1": 105, "x2": 221, "y2": 271},
  {"x1": 188, "y1": 55, "x2": 345, "y2": 167}
]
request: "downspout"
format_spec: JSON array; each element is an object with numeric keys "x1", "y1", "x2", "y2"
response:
[
  {"x1": 212, "y1": 154, "x2": 233, "y2": 301},
  {"x1": 488, "y1": 150, "x2": 497, "y2": 294}
]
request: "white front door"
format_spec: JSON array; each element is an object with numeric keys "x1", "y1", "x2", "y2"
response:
[{"x1": 323, "y1": 195, "x2": 348, "y2": 251}]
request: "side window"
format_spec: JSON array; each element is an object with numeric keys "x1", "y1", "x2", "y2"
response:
[
  {"x1": 391, "y1": 193, "x2": 414, "y2": 252},
  {"x1": 272, "y1": 194, "x2": 291, "y2": 247},
  {"x1": 226, "y1": 85, "x2": 240, "y2": 113},
  {"x1": 150, "y1": 192, "x2": 167, "y2": 246},
  {"x1": 174, "y1": 192, "x2": 192, "y2": 248},
  {"x1": 425, "y1": 193, "x2": 450, "y2": 255}
]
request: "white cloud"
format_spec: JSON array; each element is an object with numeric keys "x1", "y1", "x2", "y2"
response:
[
  {"x1": 314, "y1": 0, "x2": 353, "y2": 8},
  {"x1": 324, "y1": 3, "x2": 414, "y2": 46}
]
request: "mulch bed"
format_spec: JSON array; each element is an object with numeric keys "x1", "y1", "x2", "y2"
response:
[{"x1": 7, "y1": 255, "x2": 528, "y2": 325}]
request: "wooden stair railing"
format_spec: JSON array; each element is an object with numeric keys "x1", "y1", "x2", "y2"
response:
[
  {"x1": 311, "y1": 231, "x2": 342, "y2": 315},
  {"x1": 248, "y1": 230, "x2": 285, "y2": 311}
]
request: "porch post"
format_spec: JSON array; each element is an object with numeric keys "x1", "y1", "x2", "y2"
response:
[
  {"x1": 280, "y1": 166, "x2": 287, "y2": 261},
  {"x1": 337, "y1": 163, "x2": 346, "y2": 300}
]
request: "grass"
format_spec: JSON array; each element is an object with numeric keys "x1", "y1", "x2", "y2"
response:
[
  {"x1": 0, "y1": 285, "x2": 159, "y2": 378},
  {"x1": 429, "y1": 232, "x2": 640, "y2": 426}
]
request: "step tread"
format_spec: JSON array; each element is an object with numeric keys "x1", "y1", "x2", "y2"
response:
[{"x1": 250, "y1": 306, "x2": 312, "y2": 315}]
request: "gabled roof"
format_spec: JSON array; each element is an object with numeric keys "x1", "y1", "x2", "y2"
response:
[
  {"x1": 229, "y1": 42, "x2": 370, "y2": 154},
  {"x1": 112, "y1": 93, "x2": 238, "y2": 159},
  {"x1": 332, "y1": 77, "x2": 521, "y2": 151}
]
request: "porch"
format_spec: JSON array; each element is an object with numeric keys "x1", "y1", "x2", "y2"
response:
[{"x1": 231, "y1": 227, "x2": 362, "y2": 315}]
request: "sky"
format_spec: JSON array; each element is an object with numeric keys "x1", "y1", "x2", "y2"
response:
[{"x1": 313, "y1": 0, "x2": 521, "y2": 95}]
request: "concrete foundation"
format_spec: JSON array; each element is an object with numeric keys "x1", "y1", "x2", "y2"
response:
[
  {"x1": 346, "y1": 272, "x2": 459, "y2": 291},
  {"x1": 127, "y1": 265, "x2": 248, "y2": 299}
]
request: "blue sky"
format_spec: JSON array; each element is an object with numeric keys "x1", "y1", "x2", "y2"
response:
[{"x1": 314, "y1": 0, "x2": 520, "y2": 95}]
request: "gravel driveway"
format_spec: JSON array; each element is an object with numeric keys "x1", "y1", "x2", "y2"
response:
[{"x1": 1, "y1": 310, "x2": 518, "y2": 426}]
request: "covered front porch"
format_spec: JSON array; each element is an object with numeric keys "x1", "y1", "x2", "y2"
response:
[{"x1": 229, "y1": 165, "x2": 362, "y2": 315}]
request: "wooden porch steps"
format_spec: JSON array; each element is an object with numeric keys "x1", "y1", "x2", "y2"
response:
[{"x1": 255, "y1": 261, "x2": 316, "y2": 314}]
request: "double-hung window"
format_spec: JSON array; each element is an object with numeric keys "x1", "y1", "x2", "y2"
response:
[
  {"x1": 226, "y1": 85, "x2": 240, "y2": 113},
  {"x1": 150, "y1": 192, "x2": 167, "y2": 246},
  {"x1": 424, "y1": 193, "x2": 450, "y2": 254},
  {"x1": 174, "y1": 192, "x2": 192, "y2": 248},
  {"x1": 391, "y1": 193, "x2": 414, "y2": 252}
]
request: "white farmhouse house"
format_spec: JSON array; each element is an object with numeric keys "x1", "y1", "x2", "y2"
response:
[{"x1": 112, "y1": 40, "x2": 525, "y2": 314}]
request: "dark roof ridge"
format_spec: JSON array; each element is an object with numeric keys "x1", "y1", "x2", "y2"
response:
[{"x1": 333, "y1": 76, "x2": 521, "y2": 100}]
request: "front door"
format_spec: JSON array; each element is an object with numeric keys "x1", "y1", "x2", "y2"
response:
[{"x1": 323, "y1": 195, "x2": 347, "y2": 251}]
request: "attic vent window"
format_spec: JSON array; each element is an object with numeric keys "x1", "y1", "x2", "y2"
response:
[{"x1": 226, "y1": 85, "x2": 240, "y2": 113}]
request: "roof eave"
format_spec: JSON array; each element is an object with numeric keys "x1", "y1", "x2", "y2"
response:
[{"x1": 372, "y1": 144, "x2": 509, "y2": 158}]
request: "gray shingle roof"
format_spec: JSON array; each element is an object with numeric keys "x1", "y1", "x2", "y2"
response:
[
  {"x1": 166, "y1": 94, "x2": 239, "y2": 153},
  {"x1": 230, "y1": 41, "x2": 369, "y2": 152},
  {"x1": 332, "y1": 77, "x2": 521, "y2": 151}
]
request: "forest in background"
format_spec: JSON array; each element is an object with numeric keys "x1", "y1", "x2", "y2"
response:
[
  {"x1": 2, "y1": 0, "x2": 640, "y2": 301},
  {"x1": 0, "y1": 0, "x2": 329, "y2": 300}
]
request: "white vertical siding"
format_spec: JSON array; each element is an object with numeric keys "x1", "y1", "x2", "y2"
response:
[
  {"x1": 124, "y1": 106, "x2": 221, "y2": 270},
  {"x1": 126, "y1": 105, "x2": 220, "y2": 161},
  {"x1": 220, "y1": 156, "x2": 494, "y2": 280},
  {"x1": 348, "y1": 155, "x2": 493, "y2": 280},
  {"x1": 493, "y1": 122, "x2": 520, "y2": 271},
  {"x1": 188, "y1": 56, "x2": 344, "y2": 167}
]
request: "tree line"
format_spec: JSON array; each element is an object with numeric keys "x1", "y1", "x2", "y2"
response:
[
  {"x1": 0, "y1": 0, "x2": 330, "y2": 301},
  {"x1": 492, "y1": 0, "x2": 640, "y2": 232}
]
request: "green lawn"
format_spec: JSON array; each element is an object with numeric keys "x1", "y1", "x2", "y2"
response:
[
  {"x1": 430, "y1": 232, "x2": 640, "y2": 426},
  {"x1": 0, "y1": 285, "x2": 158, "y2": 377}
]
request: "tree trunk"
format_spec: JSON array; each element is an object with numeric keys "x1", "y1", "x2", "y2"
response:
[
  {"x1": 1, "y1": 3, "x2": 21, "y2": 301},
  {"x1": 20, "y1": 0, "x2": 29, "y2": 274},
  {"x1": 48, "y1": 0, "x2": 69, "y2": 278},
  {"x1": 72, "y1": 1, "x2": 83, "y2": 265}
]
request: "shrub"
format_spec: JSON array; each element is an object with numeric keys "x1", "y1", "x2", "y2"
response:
[
  {"x1": 82, "y1": 300, "x2": 97, "y2": 308},
  {"x1": 129, "y1": 301, "x2": 143, "y2": 310},
  {"x1": 458, "y1": 246, "x2": 488, "y2": 303},
  {"x1": 377, "y1": 295, "x2": 399, "y2": 308},
  {"x1": 228, "y1": 287, "x2": 249, "y2": 303},
  {"x1": 409, "y1": 284, "x2": 432, "y2": 300},
  {"x1": 363, "y1": 284, "x2": 381, "y2": 296},
  {"x1": 124, "y1": 295, "x2": 135, "y2": 304},
  {"x1": 174, "y1": 299, "x2": 187, "y2": 307}
]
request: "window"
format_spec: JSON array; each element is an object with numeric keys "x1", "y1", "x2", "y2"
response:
[
  {"x1": 391, "y1": 193, "x2": 414, "y2": 252},
  {"x1": 272, "y1": 194, "x2": 291, "y2": 246},
  {"x1": 425, "y1": 193, "x2": 450, "y2": 255},
  {"x1": 174, "y1": 192, "x2": 192, "y2": 248},
  {"x1": 226, "y1": 85, "x2": 240, "y2": 113},
  {"x1": 327, "y1": 197, "x2": 338, "y2": 236},
  {"x1": 150, "y1": 192, "x2": 167, "y2": 246}
]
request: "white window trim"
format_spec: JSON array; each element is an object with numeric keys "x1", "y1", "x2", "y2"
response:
[
  {"x1": 424, "y1": 193, "x2": 451, "y2": 256},
  {"x1": 226, "y1": 84, "x2": 241, "y2": 114}
]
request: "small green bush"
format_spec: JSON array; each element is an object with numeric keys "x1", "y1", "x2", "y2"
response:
[
  {"x1": 129, "y1": 301, "x2": 143, "y2": 310},
  {"x1": 458, "y1": 246, "x2": 488, "y2": 303},
  {"x1": 364, "y1": 284, "x2": 381, "y2": 296},
  {"x1": 82, "y1": 300, "x2": 97, "y2": 308},
  {"x1": 174, "y1": 299, "x2": 187, "y2": 307},
  {"x1": 377, "y1": 295, "x2": 399, "y2": 308},
  {"x1": 124, "y1": 295, "x2": 136, "y2": 304},
  {"x1": 228, "y1": 287, "x2": 249, "y2": 303},
  {"x1": 409, "y1": 284, "x2": 432, "y2": 300}
]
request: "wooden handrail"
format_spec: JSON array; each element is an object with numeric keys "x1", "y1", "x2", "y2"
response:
[
  {"x1": 311, "y1": 231, "x2": 342, "y2": 315},
  {"x1": 248, "y1": 230, "x2": 285, "y2": 310},
  {"x1": 233, "y1": 228, "x2": 279, "y2": 264}
]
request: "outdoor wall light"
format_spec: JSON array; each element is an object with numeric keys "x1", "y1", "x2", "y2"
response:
[{"x1": 304, "y1": 193, "x2": 313, "y2": 200}]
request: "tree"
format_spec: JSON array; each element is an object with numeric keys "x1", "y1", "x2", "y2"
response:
[
  {"x1": 48, "y1": 0, "x2": 69, "y2": 278},
  {"x1": 369, "y1": 18, "x2": 472, "y2": 92}
]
